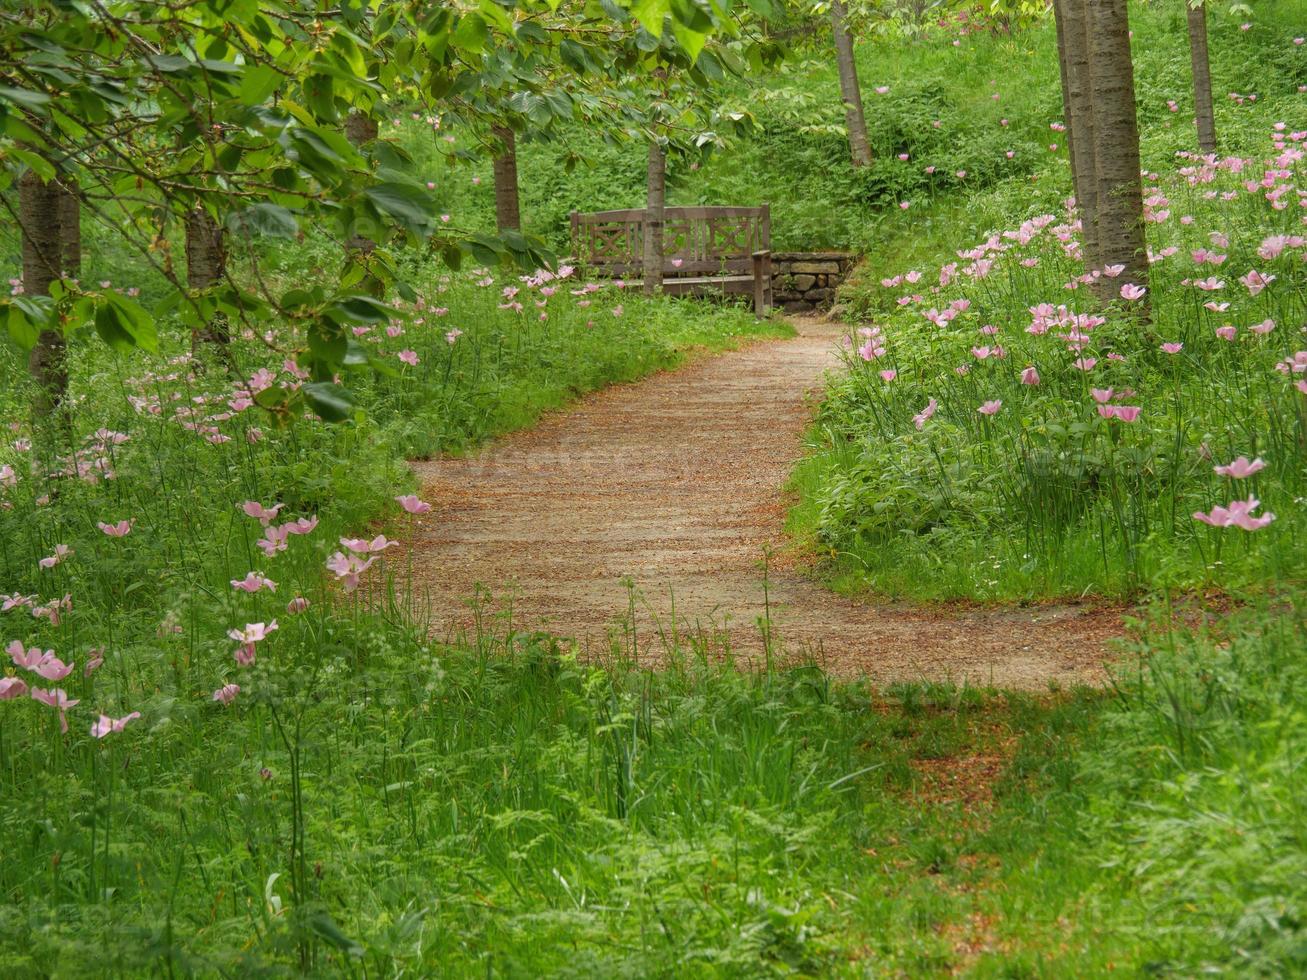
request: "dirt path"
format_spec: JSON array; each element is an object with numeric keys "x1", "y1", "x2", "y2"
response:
[{"x1": 407, "y1": 318, "x2": 1122, "y2": 688}]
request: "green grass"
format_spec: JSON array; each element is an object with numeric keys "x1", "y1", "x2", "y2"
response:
[{"x1": 4, "y1": 2, "x2": 1307, "y2": 975}]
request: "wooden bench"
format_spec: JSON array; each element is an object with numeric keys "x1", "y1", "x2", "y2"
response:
[{"x1": 570, "y1": 205, "x2": 772, "y2": 314}]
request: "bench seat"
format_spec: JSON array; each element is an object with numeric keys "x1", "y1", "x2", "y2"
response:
[{"x1": 571, "y1": 205, "x2": 773, "y2": 315}]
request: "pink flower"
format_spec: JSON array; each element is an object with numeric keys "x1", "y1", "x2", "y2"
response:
[
  {"x1": 283, "y1": 516, "x2": 318, "y2": 536},
  {"x1": 912, "y1": 398, "x2": 938, "y2": 430},
  {"x1": 1239, "y1": 270, "x2": 1275, "y2": 296},
  {"x1": 1101, "y1": 264, "x2": 1125, "y2": 278},
  {"x1": 397, "y1": 349, "x2": 419, "y2": 366},
  {"x1": 1194, "y1": 496, "x2": 1276, "y2": 531},
  {"x1": 1250, "y1": 319, "x2": 1275, "y2": 335},
  {"x1": 231, "y1": 572, "x2": 277, "y2": 593},
  {"x1": 97, "y1": 520, "x2": 133, "y2": 537},
  {"x1": 228, "y1": 621, "x2": 278, "y2": 645},
  {"x1": 1215, "y1": 325, "x2": 1237, "y2": 342},
  {"x1": 395, "y1": 494, "x2": 432, "y2": 515},
  {"x1": 1119, "y1": 283, "x2": 1146, "y2": 301},
  {"x1": 286, "y1": 596, "x2": 311, "y2": 615},
  {"x1": 1214, "y1": 456, "x2": 1266, "y2": 479},
  {"x1": 90, "y1": 711, "x2": 140, "y2": 738},
  {"x1": 1020, "y1": 366, "x2": 1040, "y2": 385},
  {"x1": 212, "y1": 683, "x2": 240, "y2": 705},
  {"x1": 340, "y1": 535, "x2": 397, "y2": 554},
  {"x1": 1161, "y1": 342, "x2": 1184, "y2": 354},
  {"x1": 899, "y1": 201, "x2": 910, "y2": 210},
  {"x1": 325, "y1": 551, "x2": 377, "y2": 592},
  {"x1": 1072, "y1": 358, "x2": 1097, "y2": 372},
  {"x1": 84, "y1": 648, "x2": 104, "y2": 676},
  {"x1": 242, "y1": 501, "x2": 283, "y2": 525},
  {"x1": 257, "y1": 524, "x2": 291, "y2": 557},
  {"x1": 878, "y1": 370, "x2": 897, "y2": 382},
  {"x1": 0, "y1": 676, "x2": 28, "y2": 700},
  {"x1": 611, "y1": 305, "x2": 623, "y2": 318},
  {"x1": 7, "y1": 639, "x2": 50, "y2": 671},
  {"x1": 30, "y1": 687, "x2": 78, "y2": 732},
  {"x1": 1090, "y1": 388, "x2": 1114, "y2": 404},
  {"x1": 31, "y1": 654, "x2": 73, "y2": 682},
  {"x1": 38, "y1": 544, "x2": 73, "y2": 569},
  {"x1": 977, "y1": 400, "x2": 1002, "y2": 416},
  {"x1": 875, "y1": 85, "x2": 889, "y2": 94},
  {"x1": 445, "y1": 328, "x2": 463, "y2": 344}
]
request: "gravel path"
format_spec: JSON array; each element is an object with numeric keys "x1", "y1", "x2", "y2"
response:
[{"x1": 407, "y1": 318, "x2": 1122, "y2": 688}]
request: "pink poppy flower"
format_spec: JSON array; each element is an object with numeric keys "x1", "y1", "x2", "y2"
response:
[
  {"x1": 91, "y1": 711, "x2": 140, "y2": 738},
  {"x1": 84, "y1": 648, "x2": 104, "y2": 676},
  {"x1": 1215, "y1": 325, "x2": 1237, "y2": 342},
  {"x1": 97, "y1": 520, "x2": 133, "y2": 537},
  {"x1": 231, "y1": 572, "x2": 277, "y2": 593},
  {"x1": 283, "y1": 516, "x2": 318, "y2": 536},
  {"x1": 1091, "y1": 388, "x2": 1114, "y2": 404},
  {"x1": 395, "y1": 494, "x2": 432, "y2": 514},
  {"x1": 325, "y1": 551, "x2": 377, "y2": 592},
  {"x1": 242, "y1": 501, "x2": 283, "y2": 525},
  {"x1": 1020, "y1": 366, "x2": 1040, "y2": 385},
  {"x1": 1214, "y1": 456, "x2": 1266, "y2": 479},
  {"x1": 257, "y1": 524, "x2": 291, "y2": 557},
  {"x1": 1250, "y1": 319, "x2": 1275, "y2": 335},
  {"x1": 228, "y1": 621, "x2": 278, "y2": 645},
  {"x1": 445, "y1": 328, "x2": 463, "y2": 344},
  {"x1": 31, "y1": 654, "x2": 74, "y2": 681},
  {"x1": 1161, "y1": 342, "x2": 1184, "y2": 354},
  {"x1": 286, "y1": 596, "x2": 311, "y2": 615},
  {"x1": 1238, "y1": 270, "x2": 1274, "y2": 296},
  {"x1": 397, "y1": 350, "x2": 419, "y2": 366},
  {"x1": 611, "y1": 305, "x2": 623, "y2": 318},
  {"x1": 1072, "y1": 358, "x2": 1097, "y2": 372},
  {"x1": 7, "y1": 640, "x2": 49, "y2": 671},
  {"x1": 977, "y1": 400, "x2": 1002, "y2": 416},
  {"x1": 1119, "y1": 283, "x2": 1146, "y2": 301},
  {"x1": 0, "y1": 676, "x2": 28, "y2": 700},
  {"x1": 340, "y1": 535, "x2": 397, "y2": 554},
  {"x1": 30, "y1": 687, "x2": 78, "y2": 732},
  {"x1": 1101, "y1": 264, "x2": 1125, "y2": 278},
  {"x1": 212, "y1": 683, "x2": 240, "y2": 705},
  {"x1": 879, "y1": 370, "x2": 897, "y2": 382},
  {"x1": 912, "y1": 398, "x2": 938, "y2": 430},
  {"x1": 1194, "y1": 496, "x2": 1275, "y2": 531},
  {"x1": 38, "y1": 544, "x2": 73, "y2": 569}
]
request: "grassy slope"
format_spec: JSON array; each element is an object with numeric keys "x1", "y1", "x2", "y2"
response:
[{"x1": 3, "y1": 4, "x2": 1307, "y2": 977}]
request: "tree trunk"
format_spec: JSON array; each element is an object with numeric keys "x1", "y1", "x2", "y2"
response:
[
  {"x1": 831, "y1": 0, "x2": 873, "y2": 167},
  {"x1": 1055, "y1": 0, "x2": 1102, "y2": 273},
  {"x1": 56, "y1": 177, "x2": 80, "y2": 276},
  {"x1": 492, "y1": 125, "x2": 521, "y2": 232},
  {"x1": 643, "y1": 141, "x2": 666, "y2": 297},
  {"x1": 19, "y1": 167, "x2": 69, "y2": 425},
  {"x1": 1186, "y1": 3, "x2": 1217, "y2": 153},
  {"x1": 186, "y1": 206, "x2": 230, "y2": 351},
  {"x1": 345, "y1": 110, "x2": 378, "y2": 253},
  {"x1": 1085, "y1": 0, "x2": 1148, "y2": 295}
]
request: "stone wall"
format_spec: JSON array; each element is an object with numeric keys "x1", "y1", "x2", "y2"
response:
[{"x1": 771, "y1": 251, "x2": 859, "y2": 312}]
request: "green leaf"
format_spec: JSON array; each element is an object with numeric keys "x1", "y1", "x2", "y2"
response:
[
  {"x1": 330, "y1": 295, "x2": 393, "y2": 324},
  {"x1": 6, "y1": 304, "x2": 39, "y2": 349},
  {"x1": 451, "y1": 12, "x2": 489, "y2": 52},
  {"x1": 303, "y1": 381, "x2": 357, "y2": 423},
  {"x1": 630, "y1": 0, "x2": 671, "y2": 36},
  {"x1": 230, "y1": 203, "x2": 298, "y2": 238},
  {"x1": 95, "y1": 293, "x2": 158, "y2": 354},
  {"x1": 363, "y1": 182, "x2": 435, "y2": 235},
  {"x1": 0, "y1": 85, "x2": 51, "y2": 111}
]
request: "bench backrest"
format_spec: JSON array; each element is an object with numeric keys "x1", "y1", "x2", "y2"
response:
[{"x1": 570, "y1": 205, "x2": 770, "y2": 277}]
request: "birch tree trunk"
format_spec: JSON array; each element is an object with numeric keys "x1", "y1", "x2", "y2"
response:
[
  {"x1": 186, "y1": 206, "x2": 229, "y2": 351},
  {"x1": 1054, "y1": 0, "x2": 1102, "y2": 274},
  {"x1": 1085, "y1": 0, "x2": 1149, "y2": 296},
  {"x1": 57, "y1": 177, "x2": 80, "y2": 276},
  {"x1": 643, "y1": 141, "x2": 666, "y2": 297},
  {"x1": 345, "y1": 110, "x2": 378, "y2": 253},
  {"x1": 492, "y1": 125, "x2": 521, "y2": 232},
  {"x1": 20, "y1": 167, "x2": 69, "y2": 426},
  {"x1": 831, "y1": 0, "x2": 872, "y2": 168},
  {"x1": 1186, "y1": 3, "x2": 1218, "y2": 153}
]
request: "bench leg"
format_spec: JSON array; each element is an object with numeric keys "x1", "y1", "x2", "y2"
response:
[{"x1": 752, "y1": 253, "x2": 772, "y2": 316}]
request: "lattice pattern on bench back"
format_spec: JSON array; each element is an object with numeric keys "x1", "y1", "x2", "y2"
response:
[{"x1": 571, "y1": 205, "x2": 770, "y2": 277}]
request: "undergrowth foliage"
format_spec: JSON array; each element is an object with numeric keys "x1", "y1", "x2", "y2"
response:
[{"x1": 802, "y1": 122, "x2": 1307, "y2": 600}]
